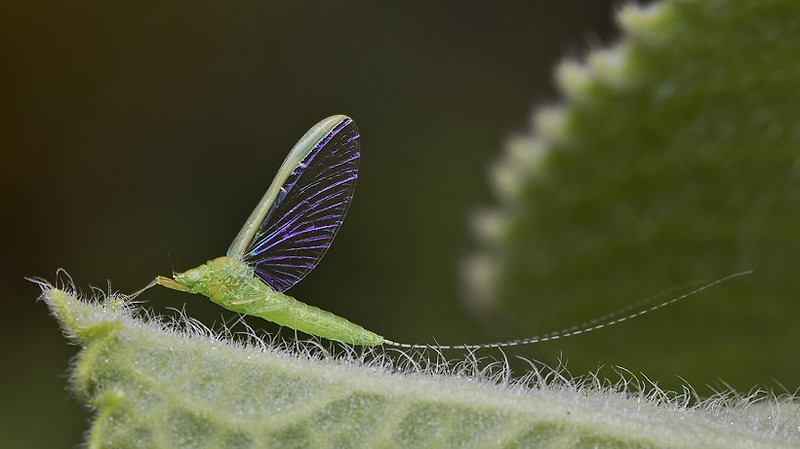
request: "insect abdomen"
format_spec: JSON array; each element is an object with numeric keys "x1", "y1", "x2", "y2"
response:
[
  {"x1": 199, "y1": 256, "x2": 385, "y2": 346},
  {"x1": 252, "y1": 293, "x2": 385, "y2": 346}
]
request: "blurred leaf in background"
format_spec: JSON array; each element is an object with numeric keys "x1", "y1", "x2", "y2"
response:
[{"x1": 467, "y1": 0, "x2": 800, "y2": 394}]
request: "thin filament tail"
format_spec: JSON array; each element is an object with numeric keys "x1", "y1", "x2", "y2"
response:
[{"x1": 383, "y1": 270, "x2": 753, "y2": 351}]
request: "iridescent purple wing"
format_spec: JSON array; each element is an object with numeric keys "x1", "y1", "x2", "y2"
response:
[{"x1": 243, "y1": 117, "x2": 359, "y2": 292}]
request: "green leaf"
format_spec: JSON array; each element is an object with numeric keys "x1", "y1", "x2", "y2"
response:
[
  {"x1": 42, "y1": 285, "x2": 799, "y2": 448},
  {"x1": 465, "y1": 0, "x2": 800, "y2": 390}
]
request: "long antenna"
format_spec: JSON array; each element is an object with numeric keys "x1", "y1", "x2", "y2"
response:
[{"x1": 384, "y1": 270, "x2": 752, "y2": 350}]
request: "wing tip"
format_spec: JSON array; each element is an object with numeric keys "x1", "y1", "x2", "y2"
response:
[{"x1": 323, "y1": 114, "x2": 353, "y2": 127}]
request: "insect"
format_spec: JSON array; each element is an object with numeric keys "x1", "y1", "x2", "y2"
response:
[{"x1": 134, "y1": 115, "x2": 750, "y2": 349}]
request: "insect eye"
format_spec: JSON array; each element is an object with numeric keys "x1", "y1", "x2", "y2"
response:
[{"x1": 175, "y1": 268, "x2": 202, "y2": 286}]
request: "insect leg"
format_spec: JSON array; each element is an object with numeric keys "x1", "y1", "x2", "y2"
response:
[{"x1": 229, "y1": 296, "x2": 260, "y2": 306}]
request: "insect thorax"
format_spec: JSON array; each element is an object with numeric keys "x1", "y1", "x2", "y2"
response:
[{"x1": 176, "y1": 256, "x2": 259, "y2": 306}]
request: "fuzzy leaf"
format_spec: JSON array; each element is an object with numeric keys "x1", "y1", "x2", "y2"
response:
[{"x1": 42, "y1": 286, "x2": 799, "y2": 448}]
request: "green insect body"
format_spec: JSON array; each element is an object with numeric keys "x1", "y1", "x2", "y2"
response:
[
  {"x1": 135, "y1": 115, "x2": 749, "y2": 350},
  {"x1": 140, "y1": 115, "x2": 396, "y2": 347},
  {"x1": 156, "y1": 256, "x2": 385, "y2": 346}
]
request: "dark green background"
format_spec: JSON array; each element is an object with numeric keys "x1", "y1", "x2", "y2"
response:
[{"x1": 6, "y1": 2, "x2": 784, "y2": 448}]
